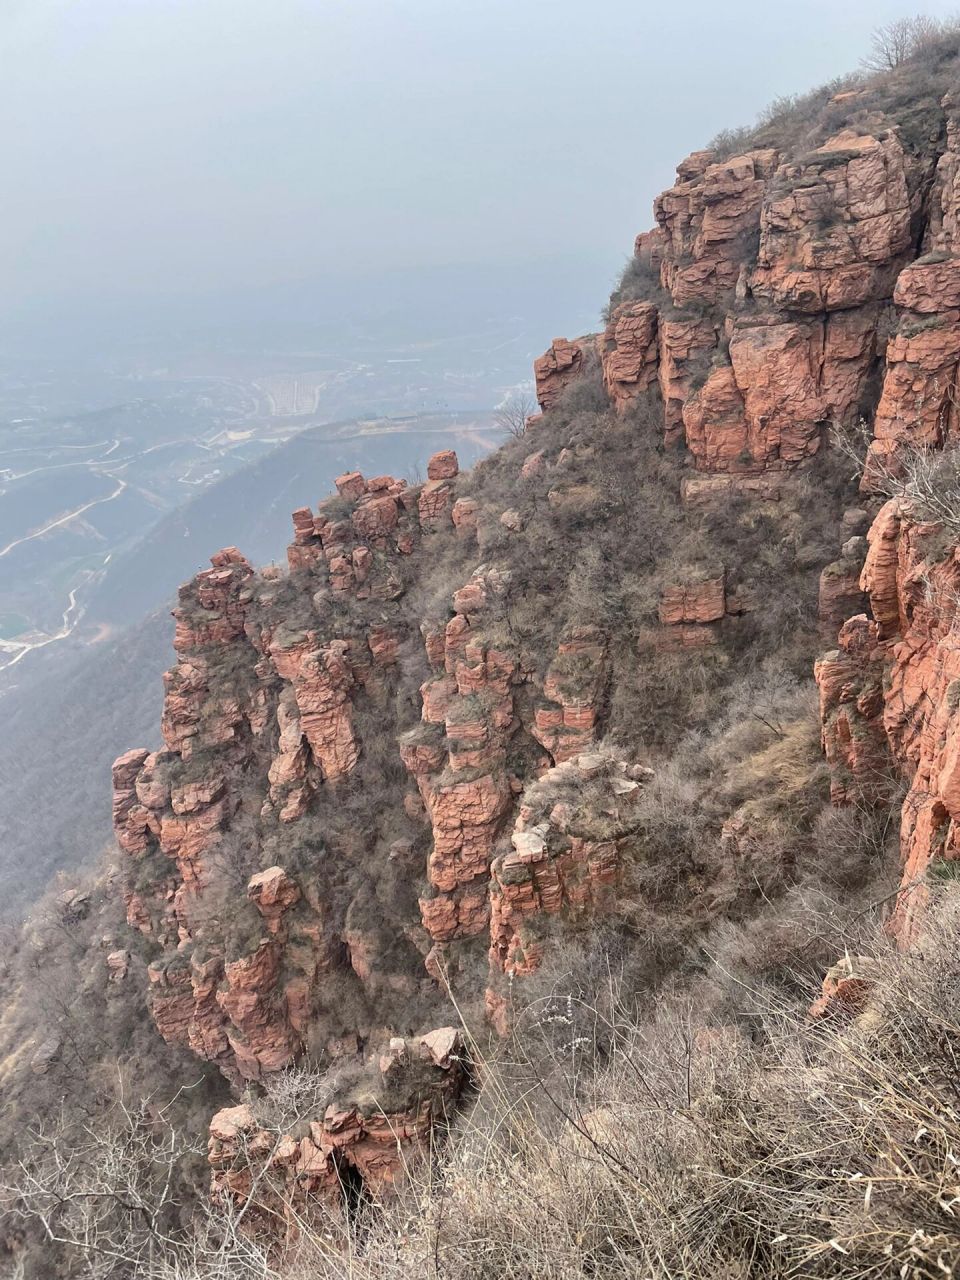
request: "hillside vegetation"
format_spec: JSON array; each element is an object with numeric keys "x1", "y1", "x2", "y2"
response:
[{"x1": 4, "y1": 18, "x2": 960, "y2": 1279}]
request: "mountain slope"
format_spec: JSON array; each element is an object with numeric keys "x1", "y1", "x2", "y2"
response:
[
  {"x1": 0, "y1": 416, "x2": 502, "y2": 917},
  {"x1": 6, "y1": 28, "x2": 960, "y2": 1279}
]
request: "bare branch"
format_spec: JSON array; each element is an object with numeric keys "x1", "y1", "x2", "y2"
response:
[{"x1": 494, "y1": 390, "x2": 535, "y2": 439}]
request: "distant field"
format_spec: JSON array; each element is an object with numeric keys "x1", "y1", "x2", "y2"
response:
[{"x1": 0, "y1": 612, "x2": 28, "y2": 639}]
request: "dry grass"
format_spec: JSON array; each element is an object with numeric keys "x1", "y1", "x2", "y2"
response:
[
  {"x1": 295, "y1": 890, "x2": 960, "y2": 1280},
  {"x1": 8, "y1": 884, "x2": 960, "y2": 1278}
]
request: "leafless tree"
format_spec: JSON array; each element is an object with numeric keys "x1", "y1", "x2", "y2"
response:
[
  {"x1": 0, "y1": 1064, "x2": 358, "y2": 1279},
  {"x1": 0, "y1": 1081, "x2": 209, "y2": 1278},
  {"x1": 896, "y1": 442, "x2": 960, "y2": 535},
  {"x1": 831, "y1": 411, "x2": 960, "y2": 537},
  {"x1": 495, "y1": 391, "x2": 535, "y2": 438},
  {"x1": 861, "y1": 14, "x2": 944, "y2": 70}
]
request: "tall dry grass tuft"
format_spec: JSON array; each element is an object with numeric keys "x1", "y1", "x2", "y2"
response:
[
  {"x1": 6, "y1": 891, "x2": 960, "y2": 1276},
  {"x1": 297, "y1": 890, "x2": 960, "y2": 1280}
]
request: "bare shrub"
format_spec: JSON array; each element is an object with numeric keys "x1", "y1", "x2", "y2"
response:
[
  {"x1": 1, "y1": 1064, "x2": 361, "y2": 1279},
  {"x1": 862, "y1": 14, "x2": 951, "y2": 70},
  {"x1": 170, "y1": 891, "x2": 933, "y2": 1279},
  {"x1": 0, "y1": 1082, "x2": 209, "y2": 1279},
  {"x1": 707, "y1": 73, "x2": 865, "y2": 160},
  {"x1": 833, "y1": 416, "x2": 960, "y2": 538},
  {"x1": 494, "y1": 390, "x2": 535, "y2": 439},
  {"x1": 898, "y1": 442, "x2": 960, "y2": 535}
]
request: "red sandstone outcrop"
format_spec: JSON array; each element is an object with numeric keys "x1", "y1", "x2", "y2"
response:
[
  {"x1": 531, "y1": 628, "x2": 607, "y2": 763},
  {"x1": 488, "y1": 750, "x2": 643, "y2": 982},
  {"x1": 106, "y1": 949, "x2": 129, "y2": 983},
  {"x1": 656, "y1": 568, "x2": 734, "y2": 648},
  {"x1": 818, "y1": 531, "x2": 868, "y2": 626},
  {"x1": 105, "y1": 89, "x2": 960, "y2": 1251},
  {"x1": 208, "y1": 1028, "x2": 464, "y2": 1251},
  {"x1": 808, "y1": 955, "x2": 875, "y2": 1020},
  {"x1": 865, "y1": 257, "x2": 960, "y2": 483},
  {"x1": 534, "y1": 337, "x2": 588, "y2": 410},
  {"x1": 680, "y1": 475, "x2": 783, "y2": 507},
  {"x1": 266, "y1": 690, "x2": 312, "y2": 822},
  {"x1": 111, "y1": 749, "x2": 153, "y2": 856},
  {"x1": 427, "y1": 450, "x2": 458, "y2": 481},
  {"x1": 335, "y1": 471, "x2": 366, "y2": 501},
  {"x1": 247, "y1": 866, "x2": 301, "y2": 931},
  {"x1": 418, "y1": 450, "x2": 460, "y2": 529},
  {"x1": 592, "y1": 124, "x2": 932, "y2": 466},
  {"x1": 216, "y1": 939, "x2": 302, "y2": 1079},
  {"x1": 683, "y1": 311, "x2": 877, "y2": 474},
  {"x1": 655, "y1": 149, "x2": 778, "y2": 308},
  {"x1": 286, "y1": 471, "x2": 417, "y2": 583},
  {"x1": 658, "y1": 571, "x2": 726, "y2": 624},
  {"x1": 658, "y1": 313, "x2": 719, "y2": 443},
  {"x1": 112, "y1": 473, "x2": 438, "y2": 1083},
  {"x1": 657, "y1": 133, "x2": 915, "y2": 472},
  {"x1": 817, "y1": 497, "x2": 960, "y2": 943},
  {"x1": 924, "y1": 94, "x2": 960, "y2": 255},
  {"x1": 451, "y1": 496, "x2": 479, "y2": 539},
  {"x1": 600, "y1": 302, "x2": 658, "y2": 413},
  {"x1": 269, "y1": 634, "x2": 359, "y2": 782},
  {"x1": 404, "y1": 568, "x2": 518, "y2": 943},
  {"x1": 137, "y1": 861, "x2": 336, "y2": 1086},
  {"x1": 751, "y1": 132, "x2": 911, "y2": 313}
]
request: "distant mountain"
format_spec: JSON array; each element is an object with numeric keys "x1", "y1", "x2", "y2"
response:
[
  {"x1": 0, "y1": 609, "x2": 169, "y2": 913},
  {"x1": 83, "y1": 414, "x2": 502, "y2": 630}
]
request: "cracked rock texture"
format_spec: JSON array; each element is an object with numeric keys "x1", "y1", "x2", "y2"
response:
[{"x1": 104, "y1": 84, "x2": 960, "y2": 1244}]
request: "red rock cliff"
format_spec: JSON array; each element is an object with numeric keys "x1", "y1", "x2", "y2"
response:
[
  {"x1": 110, "y1": 84, "x2": 960, "y2": 1237},
  {"x1": 817, "y1": 498, "x2": 960, "y2": 944}
]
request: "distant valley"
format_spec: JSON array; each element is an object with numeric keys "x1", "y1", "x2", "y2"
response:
[
  {"x1": 0, "y1": 341, "x2": 516, "y2": 686},
  {"x1": 0, "y1": 257, "x2": 601, "y2": 913}
]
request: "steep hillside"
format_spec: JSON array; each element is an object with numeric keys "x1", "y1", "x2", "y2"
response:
[
  {"x1": 0, "y1": 417, "x2": 501, "y2": 918},
  {"x1": 6, "y1": 28, "x2": 960, "y2": 1280}
]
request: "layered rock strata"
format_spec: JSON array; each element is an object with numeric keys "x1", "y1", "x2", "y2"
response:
[
  {"x1": 488, "y1": 751, "x2": 645, "y2": 980},
  {"x1": 817, "y1": 498, "x2": 960, "y2": 943},
  {"x1": 541, "y1": 117, "x2": 950, "y2": 479},
  {"x1": 208, "y1": 1027, "x2": 464, "y2": 1249},
  {"x1": 112, "y1": 460, "x2": 466, "y2": 1087},
  {"x1": 106, "y1": 86, "x2": 960, "y2": 1249}
]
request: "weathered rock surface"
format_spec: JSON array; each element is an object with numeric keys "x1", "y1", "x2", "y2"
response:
[
  {"x1": 531, "y1": 628, "x2": 608, "y2": 764},
  {"x1": 818, "y1": 543, "x2": 868, "y2": 635},
  {"x1": 659, "y1": 571, "x2": 726, "y2": 625},
  {"x1": 110, "y1": 463, "x2": 439, "y2": 1083},
  {"x1": 808, "y1": 955, "x2": 875, "y2": 1020},
  {"x1": 751, "y1": 131, "x2": 911, "y2": 313},
  {"x1": 655, "y1": 148, "x2": 777, "y2": 308},
  {"x1": 534, "y1": 337, "x2": 589, "y2": 410},
  {"x1": 600, "y1": 302, "x2": 658, "y2": 413},
  {"x1": 817, "y1": 498, "x2": 960, "y2": 943},
  {"x1": 488, "y1": 751, "x2": 642, "y2": 984},
  {"x1": 602, "y1": 120, "x2": 939, "y2": 473},
  {"x1": 208, "y1": 1028, "x2": 464, "y2": 1251},
  {"x1": 403, "y1": 568, "x2": 519, "y2": 943},
  {"x1": 865, "y1": 258, "x2": 960, "y2": 484},
  {"x1": 103, "y1": 86, "x2": 960, "y2": 1256},
  {"x1": 269, "y1": 634, "x2": 359, "y2": 782}
]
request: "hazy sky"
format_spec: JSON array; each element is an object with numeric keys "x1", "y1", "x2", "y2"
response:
[{"x1": 3, "y1": 0, "x2": 958, "y2": 339}]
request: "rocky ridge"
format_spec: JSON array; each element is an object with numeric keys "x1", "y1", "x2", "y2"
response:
[{"x1": 108, "y1": 84, "x2": 960, "y2": 1233}]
